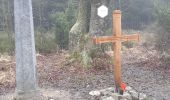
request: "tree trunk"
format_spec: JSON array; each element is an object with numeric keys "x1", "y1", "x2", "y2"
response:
[
  {"x1": 69, "y1": 0, "x2": 91, "y2": 51},
  {"x1": 90, "y1": 0, "x2": 111, "y2": 36},
  {"x1": 69, "y1": 0, "x2": 113, "y2": 67},
  {"x1": 89, "y1": 0, "x2": 113, "y2": 53},
  {"x1": 69, "y1": 0, "x2": 92, "y2": 67}
]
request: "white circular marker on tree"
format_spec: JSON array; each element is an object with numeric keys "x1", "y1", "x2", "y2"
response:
[{"x1": 97, "y1": 5, "x2": 108, "y2": 18}]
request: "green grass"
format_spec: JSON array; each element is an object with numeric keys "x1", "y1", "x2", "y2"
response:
[
  {"x1": 35, "y1": 31, "x2": 59, "y2": 53},
  {"x1": 0, "y1": 32, "x2": 14, "y2": 54},
  {"x1": 0, "y1": 31, "x2": 59, "y2": 54}
]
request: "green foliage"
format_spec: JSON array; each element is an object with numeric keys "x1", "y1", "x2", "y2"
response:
[
  {"x1": 0, "y1": 32, "x2": 14, "y2": 54},
  {"x1": 52, "y1": 12, "x2": 69, "y2": 49},
  {"x1": 51, "y1": 0, "x2": 77, "y2": 49},
  {"x1": 154, "y1": 0, "x2": 170, "y2": 53},
  {"x1": 121, "y1": 0, "x2": 155, "y2": 30},
  {"x1": 32, "y1": 0, "x2": 68, "y2": 30},
  {"x1": 35, "y1": 31, "x2": 58, "y2": 53},
  {"x1": 155, "y1": 1, "x2": 170, "y2": 33},
  {"x1": 0, "y1": 0, "x2": 78, "y2": 53}
]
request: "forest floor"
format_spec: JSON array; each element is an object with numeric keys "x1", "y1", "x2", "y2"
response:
[{"x1": 0, "y1": 44, "x2": 170, "y2": 100}]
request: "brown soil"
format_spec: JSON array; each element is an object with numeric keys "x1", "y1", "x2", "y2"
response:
[{"x1": 0, "y1": 45, "x2": 170, "y2": 100}]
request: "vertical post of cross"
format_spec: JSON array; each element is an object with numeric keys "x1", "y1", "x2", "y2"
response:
[
  {"x1": 94, "y1": 1, "x2": 140, "y2": 94},
  {"x1": 113, "y1": 10, "x2": 122, "y2": 93},
  {"x1": 94, "y1": 3, "x2": 140, "y2": 94}
]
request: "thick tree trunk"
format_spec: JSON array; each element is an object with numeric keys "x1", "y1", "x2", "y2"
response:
[
  {"x1": 90, "y1": 0, "x2": 111, "y2": 36},
  {"x1": 69, "y1": 0, "x2": 113, "y2": 67},
  {"x1": 69, "y1": 0, "x2": 92, "y2": 67},
  {"x1": 89, "y1": 0, "x2": 113, "y2": 53},
  {"x1": 69, "y1": 0, "x2": 91, "y2": 51}
]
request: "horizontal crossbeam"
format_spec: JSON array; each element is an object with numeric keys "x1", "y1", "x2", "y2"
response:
[{"x1": 93, "y1": 34, "x2": 140, "y2": 44}]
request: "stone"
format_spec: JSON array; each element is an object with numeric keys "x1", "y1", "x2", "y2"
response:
[
  {"x1": 100, "y1": 91, "x2": 112, "y2": 96},
  {"x1": 129, "y1": 90, "x2": 139, "y2": 100},
  {"x1": 112, "y1": 93, "x2": 119, "y2": 100},
  {"x1": 101, "y1": 96, "x2": 115, "y2": 100},
  {"x1": 14, "y1": 0, "x2": 39, "y2": 99},
  {"x1": 112, "y1": 93, "x2": 123, "y2": 100},
  {"x1": 89, "y1": 91, "x2": 101, "y2": 96},
  {"x1": 125, "y1": 86, "x2": 133, "y2": 91},
  {"x1": 106, "y1": 87, "x2": 115, "y2": 92},
  {"x1": 49, "y1": 99, "x2": 55, "y2": 100},
  {"x1": 123, "y1": 92, "x2": 132, "y2": 100},
  {"x1": 89, "y1": 87, "x2": 147, "y2": 100},
  {"x1": 139, "y1": 93, "x2": 147, "y2": 100},
  {"x1": 100, "y1": 87, "x2": 115, "y2": 96}
]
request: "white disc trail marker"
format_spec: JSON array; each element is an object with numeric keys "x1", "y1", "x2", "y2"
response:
[{"x1": 97, "y1": 5, "x2": 108, "y2": 18}]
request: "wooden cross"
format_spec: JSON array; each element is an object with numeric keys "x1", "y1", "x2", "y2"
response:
[{"x1": 93, "y1": 10, "x2": 140, "y2": 93}]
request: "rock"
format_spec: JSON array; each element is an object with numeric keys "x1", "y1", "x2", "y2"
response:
[
  {"x1": 100, "y1": 91, "x2": 112, "y2": 96},
  {"x1": 89, "y1": 86, "x2": 148, "y2": 100},
  {"x1": 89, "y1": 91, "x2": 101, "y2": 96},
  {"x1": 129, "y1": 90, "x2": 139, "y2": 100},
  {"x1": 112, "y1": 93, "x2": 121, "y2": 100},
  {"x1": 101, "y1": 96, "x2": 115, "y2": 100},
  {"x1": 139, "y1": 93, "x2": 147, "y2": 100},
  {"x1": 49, "y1": 99, "x2": 54, "y2": 100},
  {"x1": 100, "y1": 87, "x2": 115, "y2": 96},
  {"x1": 126, "y1": 86, "x2": 133, "y2": 91},
  {"x1": 123, "y1": 92, "x2": 132, "y2": 100},
  {"x1": 106, "y1": 87, "x2": 115, "y2": 92},
  {"x1": 100, "y1": 87, "x2": 114, "y2": 93}
]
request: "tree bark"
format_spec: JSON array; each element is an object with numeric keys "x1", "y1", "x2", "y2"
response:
[
  {"x1": 90, "y1": 0, "x2": 111, "y2": 36},
  {"x1": 69, "y1": 0, "x2": 92, "y2": 67},
  {"x1": 69, "y1": 0, "x2": 113, "y2": 67},
  {"x1": 69, "y1": 0, "x2": 91, "y2": 51}
]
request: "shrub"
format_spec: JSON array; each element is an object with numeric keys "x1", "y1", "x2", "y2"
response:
[
  {"x1": 0, "y1": 32, "x2": 14, "y2": 54},
  {"x1": 35, "y1": 31, "x2": 59, "y2": 53},
  {"x1": 154, "y1": 0, "x2": 170, "y2": 54}
]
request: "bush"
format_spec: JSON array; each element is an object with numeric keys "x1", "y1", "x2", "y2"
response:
[
  {"x1": 155, "y1": 3, "x2": 170, "y2": 33},
  {"x1": 50, "y1": 0, "x2": 76, "y2": 50},
  {"x1": 0, "y1": 32, "x2": 14, "y2": 54},
  {"x1": 35, "y1": 31, "x2": 59, "y2": 53},
  {"x1": 154, "y1": 0, "x2": 170, "y2": 54}
]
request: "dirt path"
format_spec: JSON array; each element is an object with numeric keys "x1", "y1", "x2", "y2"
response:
[
  {"x1": 0, "y1": 46, "x2": 170, "y2": 100},
  {"x1": 122, "y1": 46, "x2": 170, "y2": 100}
]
